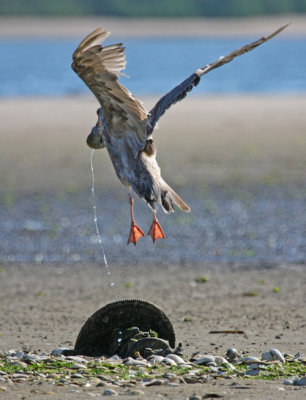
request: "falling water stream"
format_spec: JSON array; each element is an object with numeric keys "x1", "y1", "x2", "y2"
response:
[{"x1": 90, "y1": 150, "x2": 117, "y2": 292}]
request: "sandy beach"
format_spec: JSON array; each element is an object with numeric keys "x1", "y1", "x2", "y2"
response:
[
  {"x1": 0, "y1": 15, "x2": 306, "y2": 400},
  {"x1": 1, "y1": 95, "x2": 305, "y2": 193},
  {"x1": 0, "y1": 15, "x2": 306, "y2": 37},
  {"x1": 0, "y1": 94, "x2": 305, "y2": 399}
]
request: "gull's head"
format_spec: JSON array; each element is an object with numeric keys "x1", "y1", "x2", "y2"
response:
[{"x1": 86, "y1": 108, "x2": 105, "y2": 149}]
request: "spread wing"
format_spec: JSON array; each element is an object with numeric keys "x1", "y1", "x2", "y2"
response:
[
  {"x1": 147, "y1": 24, "x2": 289, "y2": 135},
  {"x1": 72, "y1": 27, "x2": 149, "y2": 152}
]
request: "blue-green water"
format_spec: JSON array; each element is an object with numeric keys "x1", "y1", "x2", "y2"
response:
[{"x1": 0, "y1": 36, "x2": 305, "y2": 96}]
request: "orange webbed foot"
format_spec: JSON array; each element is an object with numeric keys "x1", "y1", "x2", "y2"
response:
[
  {"x1": 127, "y1": 222, "x2": 145, "y2": 245},
  {"x1": 148, "y1": 218, "x2": 165, "y2": 243}
]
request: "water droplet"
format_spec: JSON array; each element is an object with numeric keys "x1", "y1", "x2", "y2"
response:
[{"x1": 90, "y1": 150, "x2": 116, "y2": 289}]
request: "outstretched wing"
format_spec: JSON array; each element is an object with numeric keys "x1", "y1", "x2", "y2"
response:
[
  {"x1": 72, "y1": 28, "x2": 149, "y2": 152},
  {"x1": 147, "y1": 24, "x2": 288, "y2": 135}
]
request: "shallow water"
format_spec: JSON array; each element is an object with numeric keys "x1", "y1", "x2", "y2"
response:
[
  {"x1": 0, "y1": 36, "x2": 305, "y2": 96},
  {"x1": 0, "y1": 184, "x2": 305, "y2": 266}
]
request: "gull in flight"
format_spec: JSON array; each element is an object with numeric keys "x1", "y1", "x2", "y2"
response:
[{"x1": 72, "y1": 24, "x2": 287, "y2": 245}]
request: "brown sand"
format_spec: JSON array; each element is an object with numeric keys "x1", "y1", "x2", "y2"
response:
[
  {"x1": 0, "y1": 16, "x2": 305, "y2": 38},
  {"x1": 0, "y1": 264, "x2": 305, "y2": 400},
  {"x1": 0, "y1": 95, "x2": 305, "y2": 195}
]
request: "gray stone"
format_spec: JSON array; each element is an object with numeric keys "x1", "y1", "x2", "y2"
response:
[
  {"x1": 194, "y1": 355, "x2": 215, "y2": 365},
  {"x1": 143, "y1": 379, "x2": 166, "y2": 386},
  {"x1": 51, "y1": 348, "x2": 69, "y2": 356},
  {"x1": 245, "y1": 369, "x2": 260, "y2": 376},
  {"x1": 165, "y1": 354, "x2": 186, "y2": 364},
  {"x1": 262, "y1": 349, "x2": 285, "y2": 363},
  {"x1": 269, "y1": 349, "x2": 285, "y2": 363},
  {"x1": 295, "y1": 376, "x2": 306, "y2": 386},
  {"x1": 226, "y1": 348, "x2": 240, "y2": 360},
  {"x1": 11, "y1": 373, "x2": 28, "y2": 379},
  {"x1": 70, "y1": 363, "x2": 87, "y2": 369},
  {"x1": 103, "y1": 388, "x2": 118, "y2": 396},
  {"x1": 162, "y1": 357, "x2": 177, "y2": 366},
  {"x1": 71, "y1": 373, "x2": 84, "y2": 378},
  {"x1": 283, "y1": 379, "x2": 294, "y2": 385}
]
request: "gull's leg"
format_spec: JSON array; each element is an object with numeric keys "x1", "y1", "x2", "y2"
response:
[
  {"x1": 148, "y1": 211, "x2": 165, "y2": 243},
  {"x1": 127, "y1": 195, "x2": 144, "y2": 245}
]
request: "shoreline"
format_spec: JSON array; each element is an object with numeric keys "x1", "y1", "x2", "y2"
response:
[{"x1": 0, "y1": 15, "x2": 305, "y2": 38}]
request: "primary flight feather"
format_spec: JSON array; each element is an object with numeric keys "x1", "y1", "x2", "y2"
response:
[{"x1": 72, "y1": 24, "x2": 288, "y2": 245}]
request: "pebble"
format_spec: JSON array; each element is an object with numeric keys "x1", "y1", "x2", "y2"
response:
[
  {"x1": 203, "y1": 393, "x2": 226, "y2": 398},
  {"x1": 103, "y1": 388, "x2": 118, "y2": 396},
  {"x1": 184, "y1": 376, "x2": 199, "y2": 384},
  {"x1": 165, "y1": 354, "x2": 186, "y2": 364},
  {"x1": 162, "y1": 357, "x2": 177, "y2": 366},
  {"x1": 148, "y1": 355, "x2": 164, "y2": 364},
  {"x1": 226, "y1": 348, "x2": 240, "y2": 360},
  {"x1": 47, "y1": 373, "x2": 61, "y2": 379},
  {"x1": 66, "y1": 356, "x2": 89, "y2": 364},
  {"x1": 179, "y1": 363, "x2": 193, "y2": 369},
  {"x1": 240, "y1": 356, "x2": 262, "y2": 364},
  {"x1": 21, "y1": 354, "x2": 41, "y2": 363},
  {"x1": 163, "y1": 372, "x2": 176, "y2": 378},
  {"x1": 9, "y1": 360, "x2": 28, "y2": 368},
  {"x1": 283, "y1": 379, "x2": 294, "y2": 385},
  {"x1": 125, "y1": 389, "x2": 145, "y2": 395},
  {"x1": 143, "y1": 379, "x2": 166, "y2": 386},
  {"x1": 262, "y1": 348, "x2": 285, "y2": 363},
  {"x1": 188, "y1": 369, "x2": 202, "y2": 376},
  {"x1": 105, "y1": 355, "x2": 121, "y2": 363},
  {"x1": 294, "y1": 376, "x2": 306, "y2": 386},
  {"x1": 294, "y1": 352, "x2": 301, "y2": 359},
  {"x1": 51, "y1": 348, "x2": 69, "y2": 356},
  {"x1": 96, "y1": 381, "x2": 107, "y2": 387},
  {"x1": 71, "y1": 373, "x2": 84, "y2": 378},
  {"x1": 168, "y1": 376, "x2": 181, "y2": 384},
  {"x1": 70, "y1": 363, "x2": 87, "y2": 369},
  {"x1": 4, "y1": 350, "x2": 18, "y2": 357},
  {"x1": 215, "y1": 356, "x2": 229, "y2": 366},
  {"x1": 261, "y1": 351, "x2": 274, "y2": 361},
  {"x1": 245, "y1": 369, "x2": 260, "y2": 376},
  {"x1": 194, "y1": 355, "x2": 215, "y2": 365},
  {"x1": 124, "y1": 358, "x2": 149, "y2": 367},
  {"x1": 269, "y1": 349, "x2": 285, "y2": 363},
  {"x1": 11, "y1": 373, "x2": 28, "y2": 380},
  {"x1": 248, "y1": 363, "x2": 261, "y2": 370},
  {"x1": 207, "y1": 362, "x2": 217, "y2": 367}
]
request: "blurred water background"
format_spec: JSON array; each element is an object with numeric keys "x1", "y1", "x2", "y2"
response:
[{"x1": 1, "y1": 36, "x2": 305, "y2": 97}]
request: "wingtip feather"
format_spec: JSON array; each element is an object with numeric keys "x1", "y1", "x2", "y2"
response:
[{"x1": 73, "y1": 28, "x2": 110, "y2": 58}]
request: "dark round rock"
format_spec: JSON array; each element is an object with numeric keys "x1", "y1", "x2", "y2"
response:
[{"x1": 73, "y1": 299, "x2": 175, "y2": 356}]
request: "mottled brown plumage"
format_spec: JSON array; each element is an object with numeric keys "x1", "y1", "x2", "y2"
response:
[{"x1": 72, "y1": 25, "x2": 288, "y2": 244}]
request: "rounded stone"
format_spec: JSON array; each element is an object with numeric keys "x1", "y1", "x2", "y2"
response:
[{"x1": 103, "y1": 388, "x2": 118, "y2": 396}]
